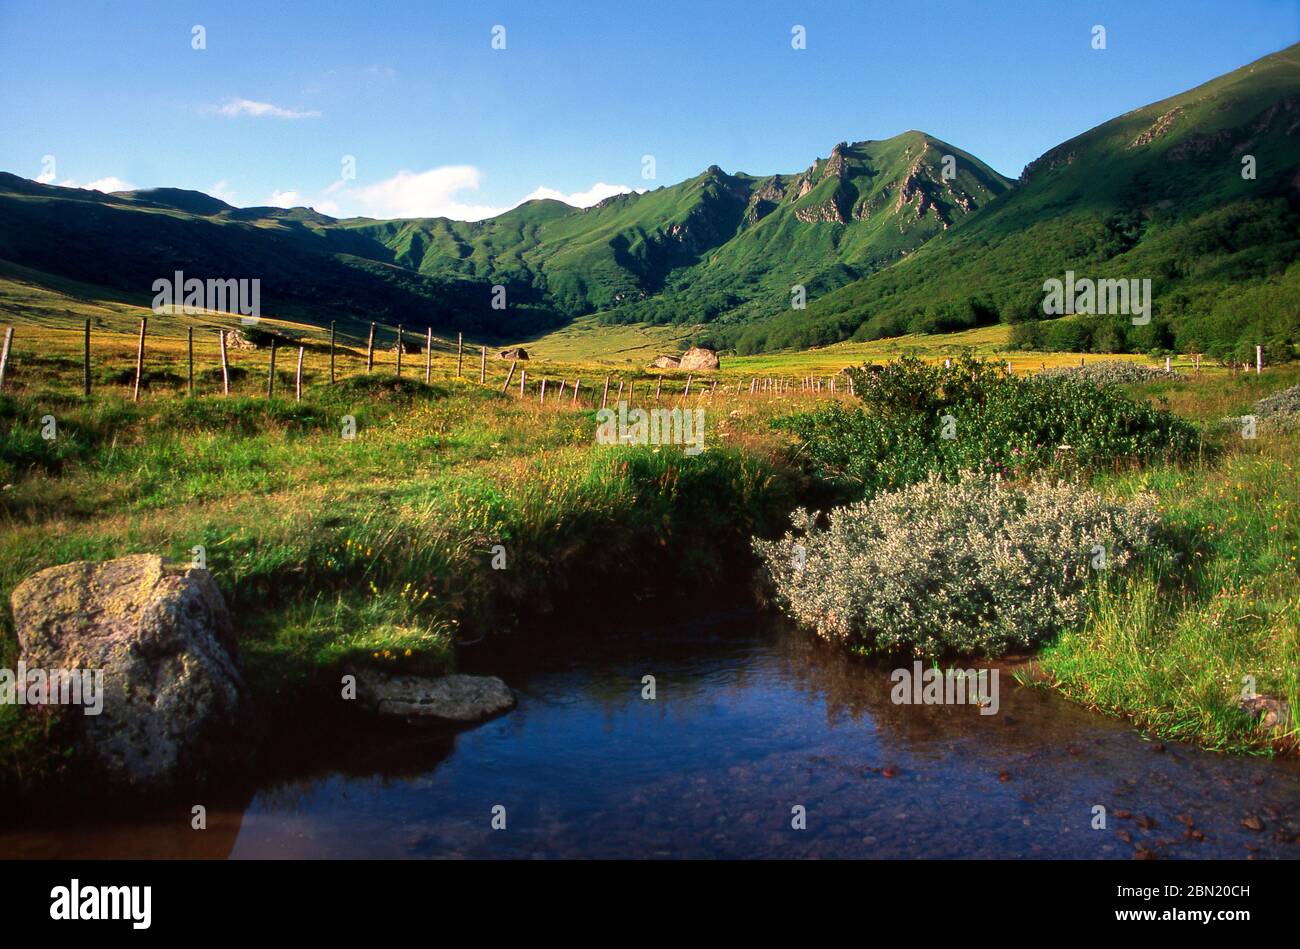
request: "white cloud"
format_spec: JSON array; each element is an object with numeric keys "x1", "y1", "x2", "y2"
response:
[
  {"x1": 519, "y1": 182, "x2": 637, "y2": 208},
  {"x1": 263, "y1": 166, "x2": 642, "y2": 222},
  {"x1": 50, "y1": 176, "x2": 135, "y2": 192},
  {"x1": 36, "y1": 169, "x2": 56, "y2": 184},
  {"x1": 84, "y1": 176, "x2": 134, "y2": 192},
  {"x1": 217, "y1": 98, "x2": 322, "y2": 119},
  {"x1": 210, "y1": 180, "x2": 237, "y2": 204},
  {"x1": 343, "y1": 166, "x2": 508, "y2": 220},
  {"x1": 267, "y1": 189, "x2": 302, "y2": 208}
]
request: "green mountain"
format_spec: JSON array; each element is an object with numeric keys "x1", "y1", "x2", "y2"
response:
[
  {"x1": 0, "y1": 43, "x2": 1296, "y2": 358},
  {"x1": 736, "y1": 42, "x2": 1300, "y2": 361},
  {"x1": 0, "y1": 130, "x2": 1010, "y2": 342}
]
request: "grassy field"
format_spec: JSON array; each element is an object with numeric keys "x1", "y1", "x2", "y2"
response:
[
  {"x1": 1, "y1": 298, "x2": 1297, "y2": 791},
  {"x1": 1026, "y1": 366, "x2": 1300, "y2": 754}
]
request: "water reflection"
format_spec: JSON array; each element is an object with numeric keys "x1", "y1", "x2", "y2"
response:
[{"x1": 3, "y1": 604, "x2": 1298, "y2": 859}]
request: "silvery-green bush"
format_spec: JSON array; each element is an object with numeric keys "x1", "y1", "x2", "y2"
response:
[
  {"x1": 1036, "y1": 360, "x2": 1177, "y2": 386},
  {"x1": 1254, "y1": 383, "x2": 1300, "y2": 420},
  {"x1": 754, "y1": 472, "x2": 1161, "y2": 658}
]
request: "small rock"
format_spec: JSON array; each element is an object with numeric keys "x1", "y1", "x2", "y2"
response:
[
  {"x1": 1240, "y1": 694, "x2": 1292, "y2": 732},
  {"x1": 1241, "y1": 816, "x2": 1265, "y2": 832},
  {"x1": 355, "y1": 671, "x2": 515, "y2": 723}
]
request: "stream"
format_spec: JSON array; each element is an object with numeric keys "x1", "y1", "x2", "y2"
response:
[{"x1": 4, "y1": 603, "x2": 1299, "y2": 859}]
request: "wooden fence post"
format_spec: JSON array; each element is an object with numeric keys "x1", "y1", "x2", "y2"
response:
[
  {"x1": 366, "y1": 322, "x2": 375, "y2": 372},
  {"x1": 296, "y1": 346, "x2": 304, "y2": 401},
  {"x1": 219, "y1": 329, "x2": 230, "y2": 395},
  {"x1": 329, "y1": 321, "x2": 336, "y2": 384},
  {"x1": 84, "y1": 319, "x2": 93, "y2": 397},
  {"x1": 457, "y1": 332, "x2": 463, "y2": 377},
  {"x1": 520, "y1": 368, "x2": 526, "y2": 398},
  {"x1": 396, "y1": 325, "x2": 403, "y2": 377},
  {"x1": 267, "y1": 337, "x2": 277, "y2": 399},
  {"x1": 502, "y1": 360, "x2": 517, "y2": 393},
  {"x1": 186, "y1": 326, "x2": 193, "y2": 396},
  {"x1": 425, "y1": 327, "x2": 433, "y2": 383},
  {"x1": 132, "y1": 317, "x2": 147, "y2": 402},
  {"x1": 655, "y1": 375, "x2": 662, "y2": 401},
  {"x1": 539, "y1": 378, "x2": 547, "y2": 404},
  {"x1": 573, "y1": 379, "x2": 580, "y2": 405},
  {"x1": 601, "y1": 376, "x2": 610, "y2": 409},
  {"x1": 1257, "y1": 345, "x2": 1263, "y2": 375},
  {"x1": 683, "y1": 374, "x2": 692, "y2": 398},
  {"x1": 480, "y1": 346, "x2": 486, "y2": 384},
  {"x1": 0, "y1": 326, "x2": 13, "y2": 391}
]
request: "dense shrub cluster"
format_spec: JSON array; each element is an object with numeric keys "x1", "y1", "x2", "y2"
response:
[
  {"x1": 1036, "y1": 360, "x2": 1178, "y2": 386},
  {"x1": 777, "y1": 354, "x2": 1202, "y2": 498},
  {"x1": 1254, "y1": 382, "x2": 1300, "y2": 420},
  {"x1": 754, "y1": 472, "x2": 1162, "y2": 657}
]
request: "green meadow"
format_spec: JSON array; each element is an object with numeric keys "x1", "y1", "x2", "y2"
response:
[{"x1": 0, "y1": 298, "x2": 1297, "y2": 794}]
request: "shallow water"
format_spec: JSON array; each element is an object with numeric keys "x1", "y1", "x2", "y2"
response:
[{"x1": 5, "y1": 606, "x2": 1299, "y2": 859}]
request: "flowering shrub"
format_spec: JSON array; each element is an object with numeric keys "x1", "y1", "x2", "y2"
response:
[
  {"x1": 1254, "y1": 382, "x2": 1300, "y2": 420},
  {"x1": 1036, "y1": 360, "x2": 1178, "y2": 386},
  {"x1": 754, "y1": 472, "x2": 1162, "y2": 658}
]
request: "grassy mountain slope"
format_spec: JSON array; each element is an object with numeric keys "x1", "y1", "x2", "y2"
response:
[
  {"x1": 732, "y1": 43, "x2": 1300, "y2": 359},
  {"x1": 0, "y1": 173, "x2": 565, "y2": 339},
  {"x1": 0, "y1": 128, "x2": 1009, "y2": 343}
]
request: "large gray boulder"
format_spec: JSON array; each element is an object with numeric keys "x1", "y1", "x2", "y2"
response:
[
  {"x1": 649, "y1": 355, "x2": 681, "y2": 369},
  {"x1": 10, "y1": 555, "x2": 247, "y2": 790},
  {"x1": 355, "y1": 671, "x2": 515, "y2": 723},
  {"x1": 678, "y1": 347, "x2": 720, "y2": 370}
]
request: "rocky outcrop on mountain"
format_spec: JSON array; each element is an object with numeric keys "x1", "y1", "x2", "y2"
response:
[
  {"x1": 1170, "y1": 96, "x2": 1300, "y2": 160},
  {"x1": 744, "y1": 175, "x2": 789, "y2": 224},
  {"x1": 1129, "y1": 107, "x2": 1185, "y2": 148},
  {"x1": 822, "y1": 142, "x2": 849, "y2": 178},
  {"x1": 1020, "y1": 148, "x2": 1077, "y2": 183}
]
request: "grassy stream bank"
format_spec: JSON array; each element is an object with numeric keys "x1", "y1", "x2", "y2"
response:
[{"x1": 1, "y1": 332, "x2": 1297, "y2": 797}]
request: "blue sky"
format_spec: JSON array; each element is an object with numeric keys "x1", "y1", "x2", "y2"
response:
[{"x1": 1, "y1": 0, "x2": 1295, "y2": 219}]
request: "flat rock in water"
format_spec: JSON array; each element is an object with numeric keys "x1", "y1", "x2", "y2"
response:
[{"x1": 357, "y1": 671, "x2": 515, "y2": 723}]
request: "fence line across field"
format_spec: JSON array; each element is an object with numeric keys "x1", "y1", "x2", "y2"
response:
[{"x1": 0, "y1": 323, "x2": 1260, "y2": 404}]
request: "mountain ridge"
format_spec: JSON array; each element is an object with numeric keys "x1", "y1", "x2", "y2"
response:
[{"x1": 1, "y1": 42, "x2": 1297, "y2": 359}]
